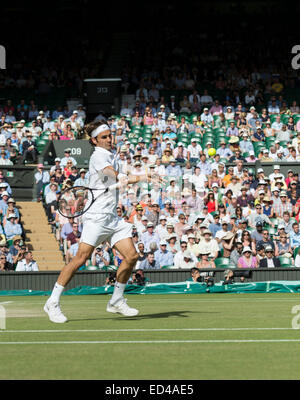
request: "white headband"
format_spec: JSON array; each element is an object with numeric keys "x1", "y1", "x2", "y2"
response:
[{"x1": 91, "y1": 124, "x2": 110, "y2": 138}]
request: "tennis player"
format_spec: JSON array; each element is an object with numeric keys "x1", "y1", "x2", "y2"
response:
[{"x1": 44, "y1": 120, "x2": 158, "y2": 323}]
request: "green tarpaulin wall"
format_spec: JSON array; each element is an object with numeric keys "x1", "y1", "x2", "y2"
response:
[{"x1": 2, "y1": 281, "x2": 300, "y2": 296}]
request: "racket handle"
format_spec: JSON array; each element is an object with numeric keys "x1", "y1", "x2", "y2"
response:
[{"x1": 105, "y1": 182, "x2": 121, "y2": 193}]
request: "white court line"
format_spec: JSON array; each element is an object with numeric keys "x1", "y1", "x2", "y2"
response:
[
  {"x1": 0, "y1": 327, "x2": 298, "y2": 333},
  {"x1": 1, "y1": 339, "x2": 300, "y2": 345},
  {"x1": 3, "y1": 298, "x2": 300, "y2": 306}
]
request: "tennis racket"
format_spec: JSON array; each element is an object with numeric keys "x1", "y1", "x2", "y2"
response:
[{"x1": 57, "y1": 183, "x2": 120, "y2": 218}]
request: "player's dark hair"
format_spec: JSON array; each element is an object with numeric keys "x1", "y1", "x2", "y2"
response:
[{"x1": 85, "y1": 119, "x2": 108, "y2": 146}]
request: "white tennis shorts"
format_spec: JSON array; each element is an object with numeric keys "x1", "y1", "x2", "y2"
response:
[{"x1": 80, "y1": 213, "x2": 133, "y2": 248}]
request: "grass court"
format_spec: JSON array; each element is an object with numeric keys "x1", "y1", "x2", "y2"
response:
[{"x1": 1, "y1": 293, "x2": 300, "y2": 380}]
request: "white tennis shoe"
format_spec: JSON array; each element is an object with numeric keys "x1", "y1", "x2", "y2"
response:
[
  {"x1": 44, "y1": 300, "x2": 68, "y2": 323},
  {"x1": 106, "y1": 298, "x2": 139, "y2": 317}
]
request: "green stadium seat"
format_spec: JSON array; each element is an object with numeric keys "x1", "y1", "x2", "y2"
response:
[
  {"x1": 214, "y1": 258, "x2": 230, "y2": 268},
  {"x1": 278, "y1": 257, "x2": 293, "y2": 267}
]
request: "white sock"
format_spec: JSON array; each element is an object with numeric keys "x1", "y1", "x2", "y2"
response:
[
  {"x1": 49, "y1": 282, "x2": 65, "y2": 303},
  {"x1": 110, "y1": 282, "x2": 126, "y2": 305}
]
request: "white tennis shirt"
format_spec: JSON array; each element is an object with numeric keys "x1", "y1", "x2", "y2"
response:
[{"x1": 85, "y1": 146, "x2": 119, "y2": 216}]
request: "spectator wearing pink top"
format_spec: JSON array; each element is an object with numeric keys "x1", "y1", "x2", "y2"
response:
[
  {"x1": 296, "y1": 120, "x2": 300, "y2": 132},
  {"x1": 237, "y1": 246, "x2": 258, "y2": 268},
  {"x1": 209, "y1": 100, "x2": 223, "y2": 115}
]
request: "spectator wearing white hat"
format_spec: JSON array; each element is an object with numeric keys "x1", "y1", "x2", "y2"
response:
[
  {"x1": 173, "y1": 142, "x2": 187, "y2": 162},
  {"x1": 165, "y1": 158, "x2": 182, "y2": 177},
  {"x1": 4, "y1": 213, "x2": 22, "y2": 242},
  {"x1": 3, "y1": 198, "x2": 19, "y2": 224},
  {"x1": 273, "y1": 191, "x2": 293, "y2": 218},
  {"x1": 141, "y1": 222, "x2": 160, "y2": 252},
  {"x1": 269, "y1": 165, "x2": 285, "y2": 183},
  {"x1": 197, "y1": 229, "x2": 219, "y2": 259},
  {"x1": 154, "y1": 240, "x2": 174, "y2": 268},
  {"x1": 173, "y1": 242, "x2": 198, "y2": 269},
  {"x1": 50, "y1": 158, "x2": 62, "y2": 175},
  {"x1": 155, "y1": 215, "x2": 168, "y2": 241},
  {"x1": 187, "y1": 139, "x2": 202, "y2": 163},
  {"x1": 237, "y1": 246, "x2": 258, "y2": 269},
  {"x1": 200, "y1": 108, "x2": 214, "y2": 126},
  {"x1": 60, "y1": 148, "x2": 77, "y2": 168},
  {"x1": 74, "y1": 169, "x2": 89, "y2": 186}
]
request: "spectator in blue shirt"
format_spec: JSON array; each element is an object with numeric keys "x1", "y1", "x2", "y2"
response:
[
  {"x1": 154, "y1": 241, "x2": 174, "y2": 267},
  {"x1": 197, "y1": 154, "x2": 212, "y2": 176},
  {"x1": 209, "y1": 213, "x2": 222, "y2": 237},
  {"x1": 165, "y1": 159, "x2": 182, "y2": 177},
  {"x1": 290, "y1": 223, "x2": 300, "y2": 250},
  {"x1": 4, "y1": 213, "x2": 22, "y2": 241},
  {"x1": 226, "y1": 121, "x2": 239, "y2": 137},
  {"x1": 162, "y1": 127, "x2": 177, "y2": 141}
]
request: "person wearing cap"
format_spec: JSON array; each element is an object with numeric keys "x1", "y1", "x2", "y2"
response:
[
  {"x1": 216, "y1": 141, "x2": 234, "y2": 162},
  {"x1": 200, "y1": 107, "x2": 214, "y2": 126},
  {"x1": 187, "y1": 139, "x2": 203, "y2": 163},
  {"x1": 237, "y1": 186, "x2": 254, "y2": 208},
  {"x1": 173, "y1": 142, "x2": 188, "y2": 163},
  {"x1": 141, "y1": 222, "x2": 160, "y2": 252},
  {"x1": 4, "y1": 213, "x2": 22, "y2": 242},
  {"x1": 34, "y1": 163, "x2": 50, "y2": 200},
  {"x1": 229, "y1": 240, "x2": 244, "y2": 267},
  {"x1": 226, "y1": 175, "x2": 242, "y2": 197},
  {"x1": 237, "y1": 246, "x2": 258, "y2": 269},
  {"x1": 208, "y1": 212, "x2": 222, "y2": 237},
  {"x1": 245, "y1": 150, "x2": 258, "y2": 163},
  {"x1": 60, "y1": 149, "x2": 77, "y2": 168},
  {"x1": 269, "y1": 165, "x2": 285, "y2": 183},
  {"x1": 154, "y1": 240, "x2": 174, "y2": 268},
  {"x1": 3, "y1": 197, "x2": 20, "y2": 224},
  {"x1": 259, "y1": 245, "x2": 281, "y2": 268},
  {"x1": 197, "y1": 248, "x2": 216, "y2": 269},
  {"x1": 273, "y1": 190, "x2": 293, "y2": 218},
  {"x1": 261, "y1": 196, "x2": 274, "y2": 218},
  {"x1": 155, "y1": 215, "x2": 168, "y2": 241},
  {"x1": 74, "y1": 168, "x2": 89, "y2": 187},
  {"x1": 239, "y1": 132, "x2": 254, "y2": 154},
  {"x1": 49, "y1": 158, "x2": 62, "y2": 176},
  {"x1": 173, "y1": 242, "x2": 198, "y2": 269},
  {"x1": 197, "y1": 229, "x2": 219, "y2": 259},
  {"x1": 165, "y1": 158, "x2": 182, "y2": 178}
]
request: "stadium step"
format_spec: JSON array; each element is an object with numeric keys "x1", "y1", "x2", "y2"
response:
[{"x1": 18, "y1": 201, "x2": 64, "y2": 271}]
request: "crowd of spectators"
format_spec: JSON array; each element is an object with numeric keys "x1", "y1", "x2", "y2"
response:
[
  {"x1": 0, "y1": 171, "x2": 37, "y2": 272},
  {"x1": 0, "y1": 99, "x2": 86, "y2": 165},
  {"x1": 31, "y1": 87, "x2": 300, "y2": 277}
]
